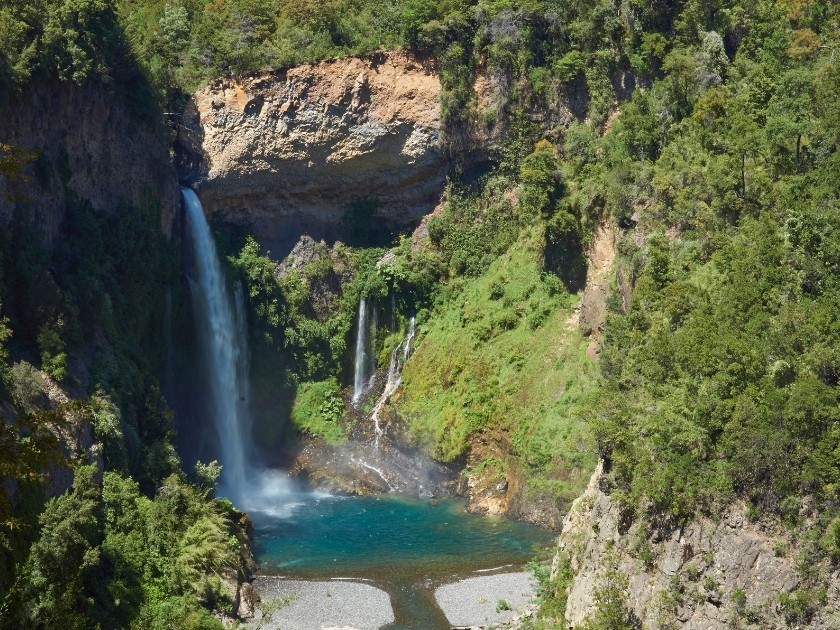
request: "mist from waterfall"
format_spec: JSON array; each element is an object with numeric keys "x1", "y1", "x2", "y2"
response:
[
  {"x1": 371, "y1": 315, "x2": 416, "y2": 446},
  {"x1": 182, "y1": 188, "x2": 250, "y2": 504}
]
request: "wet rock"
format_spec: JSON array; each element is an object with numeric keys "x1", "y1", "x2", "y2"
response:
[{"x1": 289, "y1": 436, "x2": 458, "y2": 498}]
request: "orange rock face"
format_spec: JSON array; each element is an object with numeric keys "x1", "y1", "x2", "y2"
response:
[{"x1": 176, "y1": 51, "x2": 445, "y2": 256}]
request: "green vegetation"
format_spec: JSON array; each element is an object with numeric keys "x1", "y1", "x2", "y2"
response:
[
  {"x1": 580, "y1": 4, "x2": 840, "y2": 531},
  {"x1": 0, "y1": 110, "x2": 249, "y2": 625},
  {"x1": 399, "y1": 230, "x2": 596, "y2": 503},
  {"x1": 290, "y1": 379, "x2": 347, "y2": 445},
  {"x1": 582, "y1": 559, "x2": 635, "y2": 630},
  {"x1": 228, "y1": 235, "x2": 373, "y2": 383},
  {"x1": 2, "y1": 0, "x2": 840, "y2": 623},
  {"x1": 2, "y1": 464, "x2": 249, "y2": 629},
  {"x1": 530, "y1": 553, "x2": 574, "y2": 626},
  {"x1": 201, "y1": 0, "x2": 839, "y2": 554},
  {"x1": 225, "y1": 232, "x2": 390, "y2": 447}
]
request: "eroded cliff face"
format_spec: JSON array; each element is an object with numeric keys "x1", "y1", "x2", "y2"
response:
[
  {"x1": 0, "y1": 80, "x2": 178, "y2": 241},
  {"x1": 176, "y1": 50, "x2": 443, "y2": 255},
  {"x1": 553, "y1": 462, "x2": 840, "y2": 628}
]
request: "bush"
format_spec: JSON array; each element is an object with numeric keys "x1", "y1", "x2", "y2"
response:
[
  {"x1": 291, "y1": 380, "x2": 347, "y2": 445},
  {"x1": 8, "y1": 361, "x2": 50, "y2": 412}
]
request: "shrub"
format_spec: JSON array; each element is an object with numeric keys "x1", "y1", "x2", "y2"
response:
[
  {"x1": 291, "y1": 380, "x2": 347, "y2": 445},
  {"x1": 8, "y1": 361, "x2": 50, "y2": 412}
]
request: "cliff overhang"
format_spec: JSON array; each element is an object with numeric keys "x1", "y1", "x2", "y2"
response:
[{"x1": 175, "y1": 51, "x2": 444, "y2": 256}]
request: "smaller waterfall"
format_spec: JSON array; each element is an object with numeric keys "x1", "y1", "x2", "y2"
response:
[
  {"x1": 352, "y1": 298, "x2": 368, "y2": 404},
  {"x1": 370, "y1": 316, "x2": 416, "y2": 446},
  {"x1": 403, "y1": 315, "x2": 416, "y2": 364}
]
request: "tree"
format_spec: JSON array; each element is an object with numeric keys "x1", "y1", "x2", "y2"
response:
[
  {"x1": 583, "y1": 558, "x2": 636, "y2": 630},
  {"x1": 765, "y1": 68, "x2": 816, "y2": 169},
  {"x1": 156, "y1": 3, "x2": 190, "y2": 93},
  {"x1": 12, "y1": 464, "x2": 105, "y2": 628}
]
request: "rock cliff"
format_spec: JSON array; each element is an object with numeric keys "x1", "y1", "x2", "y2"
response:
[
  {"x1": 176, "y1": 50, "x2": 443, "y2": 255},
  {"x1": 552, "y1": 462, "x2": 840, "y2": 628},
  {"x1": 0, "y1": 79, "x2": 178, "y2": 242}
]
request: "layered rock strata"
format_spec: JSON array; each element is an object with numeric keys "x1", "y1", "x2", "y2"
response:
[{"x1": 176, "y1": 51, "x2": 443, "y2": 255}]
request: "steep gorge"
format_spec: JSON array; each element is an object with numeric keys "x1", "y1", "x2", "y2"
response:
[
  {"x1": 2, "y1": 0, "x2": 839, "y2": 620},
  {"x1": 552, "y1": 463, "x2": 840, "y2": 628}
]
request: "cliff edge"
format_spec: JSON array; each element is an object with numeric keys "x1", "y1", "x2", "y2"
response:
[{"x1": 176, "y1": 50, "x2": 443, "y2": 255}]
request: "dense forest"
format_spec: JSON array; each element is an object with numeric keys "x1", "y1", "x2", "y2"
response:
[{"x1": 1, "y1": 0, "x2": 839, "y2": 626}]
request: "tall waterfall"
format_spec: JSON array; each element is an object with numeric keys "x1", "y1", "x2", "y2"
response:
[
  {"x1": 182, "y1": 188, "x2": 249, "y2": 503},
  {"x1": 370, "y1": 315, "x2": 416, "y2": 446},
  {"x1": 352, "y1": 298, "x2": 368, "y2": 404}
]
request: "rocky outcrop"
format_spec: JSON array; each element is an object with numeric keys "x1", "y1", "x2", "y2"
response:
[
  {"x1": 220, "y1": 508, "x2": 259, "y2": 623},
  {"x1": 457, "y1": 442, "x2": 567, "y2": 531},
  {"x1": 0, "y1": 79, "x2": 178, "y2": 242},
  {"x1": 0, "y1": 364, "x2": 104, "y2": 511},
  {"x1": 552, "y1": 462, "x2": 840, "y2": 628},
  {"x1": 176, "y1": 50, "x2": 444, "y2": 255},
  {"x1": 577, "y1": 223, "x2": 617, "y2": 360},
  {"x1": 289, "y1": 437, "x2": 457, "y2": 498}
]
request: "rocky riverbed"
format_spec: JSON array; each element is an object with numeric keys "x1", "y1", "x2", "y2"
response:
[{"x1": 248, "y1": 571, "x2": 539, "y2": 630}]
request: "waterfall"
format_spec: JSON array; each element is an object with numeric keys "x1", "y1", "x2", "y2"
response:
[
  {"x1": 182, "y1": 188, "x2": 249, "y2": 503},
  {"x1": 370, "y1": 315, "x2": 416, "y2": 446},
  {"x1": 403, "y1": 315, "x2": 416, "y2": 364},
  {"x1": 233, "y1": 280, "x2": 252, "y2": 442},
  {"x1": 352, "y1": 298, "x2": 368, "y2": 404}
]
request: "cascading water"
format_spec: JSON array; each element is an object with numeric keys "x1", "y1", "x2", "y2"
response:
[
  {"x1": 233, "y1": 280, "x2": 251, "y2": 416},
  {"x1": 352, "y1": 298, "x2": 368, "y2": 405},
  {"x1": 182, "y1": 188, "x2": 249, "y2": 503},
  {"x1": 370, "y1": 315, "x2": 416, "y2": 446},
  {"x1": 403, "y1": 315, "x2": 416, "y2": 364}
]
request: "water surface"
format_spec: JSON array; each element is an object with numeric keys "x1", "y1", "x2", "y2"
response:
[{"x1": 251, "y1": 493, "x2": 554, "y2": 629}]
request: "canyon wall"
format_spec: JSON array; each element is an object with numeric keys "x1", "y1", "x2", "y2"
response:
[
  {"x1": 553, "y1": 462, "x2": 840, "y2": 628},
  {"x1": 176, "y1": 50, "x2": 444, "y2": 256},
  {"x1": 0, "y1": 80, "x2": 178, "y2": 241}
]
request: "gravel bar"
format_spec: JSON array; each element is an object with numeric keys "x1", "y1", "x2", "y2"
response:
[
  {"x1": 248, "y1": 577, "x2": 394, "y2": 630},
  {"x1": 434, "y1": 572, "x2": 537, "y2": 628}
]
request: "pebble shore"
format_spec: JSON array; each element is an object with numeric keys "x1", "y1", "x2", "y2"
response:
[{"x1": 248, "y1": 571, "x2": 538, "y2": 630}]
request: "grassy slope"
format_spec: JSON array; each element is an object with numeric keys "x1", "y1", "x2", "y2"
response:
[{"x1": 398, "y1": 228, "x2": 598, "y2": 504}]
